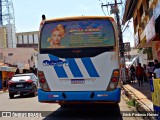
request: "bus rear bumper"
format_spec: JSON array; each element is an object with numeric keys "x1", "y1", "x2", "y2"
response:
[{"x1": 38, "y1": 88, "x2": 121, "y2": 103}]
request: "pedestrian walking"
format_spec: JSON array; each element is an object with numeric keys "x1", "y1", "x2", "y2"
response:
[
  {"x1": 153, "y1": 60, "x2": 160, "y2": 78},
  {"x1": 3, "y1": 77, "x2": 8, "y2": 92},
  {"x1": 146, "y1": 62, "x2": 154, "y2": 80},
  {"x1": 129, "y1": 65, "x2": 136, "y2": 83},
  {"x1": 154, "y1": 59, "x2": 160, "y2": 69},
  {"x1": 136, "y1": 63, "x2": 144, "y2": 87},
  {"x1": 153, "y1": 67, "x2": 160, "y2": 78},
  {"x1": 143, "y1": 64, "x2": 147, "y2": 82}
]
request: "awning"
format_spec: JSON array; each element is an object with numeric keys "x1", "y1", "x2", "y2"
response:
[{"x1": 0, "y1": 66, "x2": 17, "y2": 72}]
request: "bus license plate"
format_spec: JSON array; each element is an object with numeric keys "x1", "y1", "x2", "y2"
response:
[{"x1": 71, "y1": 79, "x2": 85, "y2": 84}]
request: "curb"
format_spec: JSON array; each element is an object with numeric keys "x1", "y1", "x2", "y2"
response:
[{"x1": 122, "y1": 85, "x2": 155, "y2": 120}]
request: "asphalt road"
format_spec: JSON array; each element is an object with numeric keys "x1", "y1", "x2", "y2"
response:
[{"x1": 0, "y1": 92, "x2": 143, "y2": 120}]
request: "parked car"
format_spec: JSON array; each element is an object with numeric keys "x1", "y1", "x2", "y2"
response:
[{"x1": 8, "y1": 73, "x2": 38, "y2": 99}]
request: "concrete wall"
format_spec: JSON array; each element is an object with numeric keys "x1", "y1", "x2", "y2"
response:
[
  {"x1": 0, "y1": 48, "x2": 37, "y2": 69},
  {"x1": 138, "y1": 50, "x2": 148, "y2": 65}
]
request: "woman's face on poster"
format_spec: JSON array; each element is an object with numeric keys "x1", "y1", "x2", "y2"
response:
[{"x1": 51, "y1": 30, "x2": 62, "y2": 44}]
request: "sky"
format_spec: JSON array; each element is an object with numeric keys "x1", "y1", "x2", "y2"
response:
[{"x1": 12, "y1": 0, "x2": 134, "y2": 46}]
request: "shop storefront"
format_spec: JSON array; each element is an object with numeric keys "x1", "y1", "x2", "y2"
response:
[
  {"x1": 0, "y1": 66, "x2": 17, "y2": 90},
  {"x1": 153, "y1": 2, "x2": 160, "y2": 61},
  {"x1": 143, "y1": 14, "x2": 160, "y2": 61}
]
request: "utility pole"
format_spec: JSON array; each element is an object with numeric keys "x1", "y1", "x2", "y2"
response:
[{"x1": 102, "y1": 0, "x2": 127, "y2": 84}]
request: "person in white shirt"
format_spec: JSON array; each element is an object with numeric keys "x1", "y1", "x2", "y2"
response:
[
  {"x1": 153, "y1": 67, "x2": 160, "y2": 78},
  {"x1": 146, "y1": 62, "x2": 154, "y2": 79}
]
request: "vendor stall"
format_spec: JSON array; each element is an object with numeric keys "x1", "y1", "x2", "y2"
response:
[{"x1": 0, "y1": 66, "x2": 17, "y2": 90}]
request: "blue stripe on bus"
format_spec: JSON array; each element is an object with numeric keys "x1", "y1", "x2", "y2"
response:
[
  {"x1": 81, "y1": 58, "x2": 99, "y2": 77},
  {"x1": 48, "y1": 54, "x2": 68, "y2": 78},
  {"x1": 66, "y1": 58, "x2": 83, "y2": 78},
  {"x1": 48, "y1": 54, "x2": 59, "y2": 61}
]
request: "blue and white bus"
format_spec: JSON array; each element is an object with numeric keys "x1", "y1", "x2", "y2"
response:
[{"x1": 38, "y1": 16, "x2": 121, "y2": 106}]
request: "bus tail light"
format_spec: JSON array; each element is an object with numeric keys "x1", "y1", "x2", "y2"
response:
[
  {"x1": 107, "y1": 69, "x2": 120, "y2": 91},
  {"x1": 38, "y1": 72, "x2": 44, "y2": 78},
  {"x1": 111, "y1": 77, "x2": 117, "y2": 82},
  {"x1": 110, "y1": 17, "x2": 115, "y2": 22},
  {"x1": 38, "y1": 71, "x2": 50, "y2": 91},
  {"x1": 40, "y1": 78, "x2": 46, "y2": 83}
]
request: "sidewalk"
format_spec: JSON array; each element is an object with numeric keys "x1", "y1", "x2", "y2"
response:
[
  {"x1": 122, "y1": 80, "x2": 155, "y2": 120},
  {"x1": 0, "y1": 90, "x2": 8, "y2": 94}
]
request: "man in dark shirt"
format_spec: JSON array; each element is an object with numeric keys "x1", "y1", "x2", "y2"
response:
[{"x1": 154, "y1": 59, "x2": 160, "y2": 69}]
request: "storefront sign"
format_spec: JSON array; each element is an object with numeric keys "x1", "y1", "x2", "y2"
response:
[
  {"x1": 134, "y1": 31, "x2": 139, "y2": 47},
  {"x1": 145, "y1": 17, "x2": 156, "y2": 43},
  {"x1": 154, "y1": 2, "x2": 160, "y2": 21},
  {"x1": 7, "y1": 72, "x2": 15, "y2": 78},
  {"x1": 0, "y1": 66, "x2": 17, "y2": 72}
]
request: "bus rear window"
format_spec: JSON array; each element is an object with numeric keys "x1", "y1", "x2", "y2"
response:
[{"x1": 40, "y1": 19, "x2": 115, "y2": 49}]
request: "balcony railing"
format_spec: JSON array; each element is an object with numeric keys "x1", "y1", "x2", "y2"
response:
[
  {"x1": 149, "y1": 8, "x2": 153, "y2": 19},
  {"x1": 141, "y1": 10, "x2": 149, "y2": 22},
  {"x1": 140, "y1": 28, "x2": 146, "y2": 41},
  {"x1": 136, "y1": 23, "x2": 142, "y2": 32},
  {"x1": 149, "y1": 0, "x2": 158, "y2": 9}
]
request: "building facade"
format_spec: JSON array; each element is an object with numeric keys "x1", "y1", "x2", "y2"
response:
[
  {"x1": 0, "y1": 30, "x2": 39, "y2": 70},
  {"x1": 6, "y1": 24, "x2": 16, "y2": 48},
  {"x1": 0, "y1": 26, "x2": 39, "y2": 49},
  {"x1": 0, "y1": 26, "x2": 6, "y2": 48},
  {"x1": 123, "y1": 0, "x2": 160, "y2": 61},
  {"x1": 16, "y1": 31, "x2": 39, "y2": 48},
  {"x1": 0, "y1": 48, "x2": 37, "y2": 70}
]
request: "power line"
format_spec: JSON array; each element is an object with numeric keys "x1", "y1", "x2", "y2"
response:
[
  {"x1": 101, "y1": 3, "x2": 107, "y2": 16},
  {"x1": 126, "y1": 27, "x2": 134, "y2": 37},
  {"x1": 122, "y1": 19, "x2": 130, "y2": 33},
  {"x1": 101, "y1": 0, "x2": 128, "y2": 84}
]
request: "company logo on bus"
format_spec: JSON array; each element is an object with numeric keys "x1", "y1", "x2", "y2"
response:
[{"x1": 43, "y1": 60, "x2": 69, "y2": 66}]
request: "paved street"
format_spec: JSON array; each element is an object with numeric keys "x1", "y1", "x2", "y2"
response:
[{"x1": 0, "y1": 92, "x2": 143, "y2": 120}]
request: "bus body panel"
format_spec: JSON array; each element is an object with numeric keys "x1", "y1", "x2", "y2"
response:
[
  {"x1": 38, "y1": 88, "x2": 121, "y2": 103},
  {"x1": 38, "y1": 16, "x2": 121, "y2": 104},
  {"x1": 38, "y1": 51, "x2": 119, "y2": 91}
]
